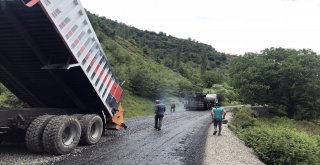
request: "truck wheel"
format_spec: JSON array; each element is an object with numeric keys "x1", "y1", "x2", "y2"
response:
[
  {"x1": 25, "y1": 115, "x2": 55, "y2": 153},
  {"x1": 72, "y1": 114, "x2": 84, "y2": 120},
  {"x1": 43, "y1": 116, "x2": 81, "y2": 155},
  {"x1": 79, "y1": 114, "x2": 103, "y2": 145}
]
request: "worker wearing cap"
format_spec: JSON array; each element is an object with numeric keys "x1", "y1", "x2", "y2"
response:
[{"x1": 154, "y1": 100, "x2": 166, "y2": 131}]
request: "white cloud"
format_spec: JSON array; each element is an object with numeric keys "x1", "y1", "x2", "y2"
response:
[{"x1": 81, "y1": 0, "x2": 320, "y2": 55}]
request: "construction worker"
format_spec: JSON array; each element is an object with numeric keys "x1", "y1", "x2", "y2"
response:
[
  {"x1": 170, "y1": 101, "x2": 176, "y2": 113},
  {"x1": 211, "y1": 103, "x2": 226, "y2": 136},
  {"x1": 154, "y1": 100, "x2": 166, "y2": 131}
]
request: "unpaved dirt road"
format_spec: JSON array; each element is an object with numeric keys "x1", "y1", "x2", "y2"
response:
[
  {"x1": 204, "y1": 113, "x2": 264, "y2": 165},
  {"x1": 0, "y1": 110, "x2": 212, "y2": 165}
]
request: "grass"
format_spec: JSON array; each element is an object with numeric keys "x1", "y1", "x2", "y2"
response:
[
  {"x1": 221, "y1": 101, "x2": 241, "y2": 106},
  {"x1": 258, "y1": 117, "x2": 320, "y2": 136},
  {"x1": 121, "y1": 92, "x2": 154, "y2": 119},
  {"x1": 121, "y1": 92, "x2": 185, "y2": 119}
]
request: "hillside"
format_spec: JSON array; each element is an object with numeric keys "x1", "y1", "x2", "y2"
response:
[
  {"x1": 87, "y1": 11, "x2": 236, "y2": 94},
  {"x1": 0, "y1": 11, "x2": 236, "y2": 117}
]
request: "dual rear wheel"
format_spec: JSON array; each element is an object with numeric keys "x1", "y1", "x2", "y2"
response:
[
  {"x1": 25, "y1": 114, "x2": 103, "y2": 155},
  {"x1": 79, "y1": 114, "x2": 103, "y2": 145}
]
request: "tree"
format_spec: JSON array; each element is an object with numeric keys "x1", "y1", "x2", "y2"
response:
[
  {"x1": 201, "y1": 70, "x2": 224, "y2": 88},
  {"x1": 127, "y1": 64, "x2": 163, "y2": 99},
  {"x1": 200, "y1": 50, "x2": 208, "y2": 74},
  {"x1": 175, "y1": 47, "x2": 182, "y2": 69},
  {"x1": 229, "y1": 48, "x2": 320, "y2": 119}
]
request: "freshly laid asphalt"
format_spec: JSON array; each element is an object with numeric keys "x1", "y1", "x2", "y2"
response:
[
  {"x1": 54, "y1": 110, "x2": 211, "y2": 165},
  {"x1": 0, "y1": 107, "x2": 264, "y2": 165}
]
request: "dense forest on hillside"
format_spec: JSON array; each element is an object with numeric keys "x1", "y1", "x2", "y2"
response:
[
  {"x1": 87, "y1": 12, "x2": 234, "y2": 68},
  {"x1": 86, "y1": 11, "x2": 235, "y2": 99},
  {"x1": 230, "y1": 48, "x2": 320, "y2": 119}
]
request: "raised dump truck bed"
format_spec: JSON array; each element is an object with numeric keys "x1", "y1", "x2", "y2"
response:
[
  {"x1": 0, "y1": 0, "x2": 123, "y2": 116},
  {"x1": 0, "y1": 0, "x2": 125, "y2": 155}
]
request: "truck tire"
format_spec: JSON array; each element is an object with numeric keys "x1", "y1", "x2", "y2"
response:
[
  {"x1": 43, "y1": 116, "x2": 81, "y2": 155},
  {"x1": 25, "y1": 115, "x2": 55, "y2": 153},
  {"x1": 79, "y1": 114, "x2": 103, "y2": 145},
  {"x1": 72, "y1": 114, "x2": 84, "y2": 120}
]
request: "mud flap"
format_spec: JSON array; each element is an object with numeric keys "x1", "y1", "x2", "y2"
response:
[{"x1": 109, "y1": 104, "x2": 127, "y2": 130}]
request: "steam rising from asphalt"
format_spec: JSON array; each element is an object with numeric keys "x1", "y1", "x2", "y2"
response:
[{"x1": 161, "y1": 96, "x2": 185, "y2": 113}]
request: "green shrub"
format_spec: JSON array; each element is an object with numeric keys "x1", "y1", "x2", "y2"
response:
[
  {"x1": 259, "y1": 117, "x2": 320, "y2": 135},
  {"x1": 259, "y1": 117, "x2": 296, "y2": 129},
  {"x1": 231, "y1": 107, "x2": 257, "y2": 129},
  {"x1": 242, "y1": 127, "x2": 319, "y2": 165},
  {"x1": 311, "y1": 119, "x2": 320, "y2": 126}
]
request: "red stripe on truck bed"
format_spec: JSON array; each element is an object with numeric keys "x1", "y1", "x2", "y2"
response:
[
  {"x1": 98, "y1": 73, "x2": 109, "y2": 92},
  {"x1": 80, "y1": 46, "x2": 85, "y2": 53},
  {"x1": 89, "y1": 58, "x2": 96, "y2": 66},
  {"x1": 114, "y1": 86, "x2": 123, "y2": 102},
  {"x1": 68, "y1": 31, "x2": 73, "y2": 37},
  {"x1": 110, "y1": 82, "x2": 117, "y2": 97},
  {"x1": 98, "y1": 69, "x2": 105, "y2": 78},
  {"x1": 102, "y1": 74, "x2": 109, "y2": 84},
  {"x1": 105, "y1": 77, "x2": 112, "y2": 89},
  {"x1": 94, "y1": 64, "x2": 100, "y2": 73},
  {"x1": 25, "y1": 0, "x2": 40, "y2": 7},
  {"x1": 84, "y1": 53, "x2": 90, "y2": 60}
]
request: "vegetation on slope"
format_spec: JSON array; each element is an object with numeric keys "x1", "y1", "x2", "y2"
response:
[
  {"x1": 229, "y1": 48, "x2": 320, "y2": 119},
  {"x1": 87, "y1": 11, "x2": 234, "y2": 90},
  {"x1": 230, "y1": 107, "x2": 320, "y2": 165}
]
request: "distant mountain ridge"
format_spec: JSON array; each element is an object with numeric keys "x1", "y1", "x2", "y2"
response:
[{"x1": 87, "y1": 11, "x2": 236, "y2": 69}]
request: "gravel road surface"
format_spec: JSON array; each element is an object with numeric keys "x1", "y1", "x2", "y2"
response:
[{"x1": 204, "y1": 113, "x2": 265, "y2": 165}]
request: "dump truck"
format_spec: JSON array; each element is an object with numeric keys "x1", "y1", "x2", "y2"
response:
[
  {"x1": 0, "y1": 0, "x2": 126, "y2": 155},
  {"x1": 184, "y1": 93, "x2": 218, "y2": 110}
]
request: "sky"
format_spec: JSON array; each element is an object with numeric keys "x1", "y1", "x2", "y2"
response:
[{"x1": 81, "y1": 0, "x2": 320, "y2": 55}]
